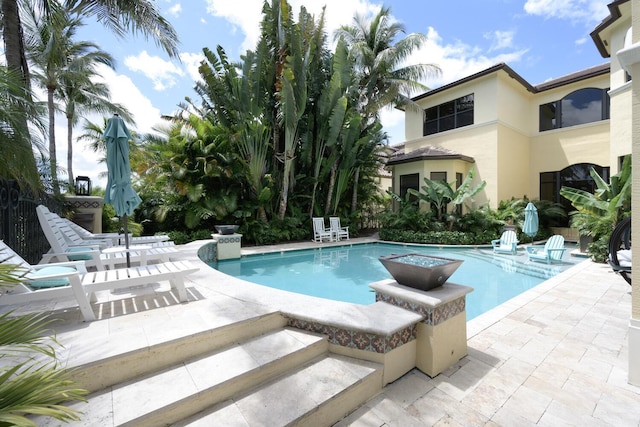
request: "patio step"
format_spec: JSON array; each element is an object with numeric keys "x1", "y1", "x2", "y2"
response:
[
  {"x1": 56, "y1": 318, "x2": 383, "y2": 427},
  {"x1": 70, "y1": 311, "x2": 289, "y2": 393},
  {"x1": 175, "y1": 355, "x2": 382, "y2": 427}
]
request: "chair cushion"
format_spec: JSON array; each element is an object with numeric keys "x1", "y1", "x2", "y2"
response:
[
  {"x1": 66, "y1": 246, "x2": 93, "y2": 261},
  {"x1": 28, "y1": 266, "x2": 75, "y2": 288},
  {"x1": 618, "y1": 249, "x2": 632, "y2": 267}
]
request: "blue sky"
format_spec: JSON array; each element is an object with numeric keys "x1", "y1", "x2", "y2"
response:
[{"x1": 67, "y1": 0, "x2": 614, "y2": 187}]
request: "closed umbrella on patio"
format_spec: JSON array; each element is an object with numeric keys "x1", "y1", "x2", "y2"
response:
[
  {"x1": 104, "y1": 114, "x2": 141, "y2": 267},
  {"x1": 523, "y1": 202, "x2": 539, "y2": 242}
]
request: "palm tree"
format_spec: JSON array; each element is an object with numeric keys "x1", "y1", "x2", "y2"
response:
[
  {"x1": 24, "y1": 5, "x2": 116, "y2": 194},
  {"x1": 59, "y1": 68, "x2": 133, "y2": 191},
  {"x1": 0, "y1": 67, "x2": 47, "y2": 187},
  {"x1": 335, "y1": 6, "x2": 441, "y2": 212},
  {"x1": 334, "y1": 6, "x2": 440, "y2": 124},
  {"x1": 0, "y1": 0, "x2": 179, "y2": 189}
]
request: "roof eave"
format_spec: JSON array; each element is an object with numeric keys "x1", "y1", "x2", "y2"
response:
[
  {"x1": 387, "y1": 154, "x2": 475, "y2": 166},
  {"x1": 590, "y1": 0, "x2": 629, "y2": 58},
  {"x1": 408, "y1": 63, "x2": 536, "y2": 106}
]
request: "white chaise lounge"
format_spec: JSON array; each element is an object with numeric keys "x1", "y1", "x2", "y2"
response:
[
  {"x1": 65, "y1": 217, "x2": 171, "y2": 246},
  {"x1": 37, "y1": 205, "x2": 178, "y2": 270},
  {"x1": 0, "y1": 240, "x2": 198, "y2": 321}
]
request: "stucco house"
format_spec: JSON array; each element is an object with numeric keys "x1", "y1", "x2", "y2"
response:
[{"x1": 385, "y1": 0, "x2": 632, "y2": 224}]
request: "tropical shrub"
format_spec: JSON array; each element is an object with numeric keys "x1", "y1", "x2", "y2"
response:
[
  {"x1": 407, "y1": 167, "x2": 486, "y2": 225},
  {"x1": 560, "y1": 155, "x2": 631, "y2": 262},
  {"x1": 0, "y1": 264, "x2": 86, "y2": 425}
]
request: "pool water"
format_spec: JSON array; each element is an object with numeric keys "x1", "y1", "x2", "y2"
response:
[{"x1": 212, "y1": 243, "x2": 578, "y2": 320}]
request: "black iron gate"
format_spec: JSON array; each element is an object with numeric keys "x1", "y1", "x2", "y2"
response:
[{"x1": 0, "y1": 179, "x2": 62, "y2": 264}]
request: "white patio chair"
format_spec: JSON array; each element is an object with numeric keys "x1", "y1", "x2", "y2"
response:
[
  {"x1": 329, "y1": 217, "x2": 349, "y2": 241},
  {"x1": 313, "y1": 217, "x2": 333, "y2": 242}
]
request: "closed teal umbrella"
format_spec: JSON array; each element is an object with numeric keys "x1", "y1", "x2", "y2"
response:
[
  {"x1": 104, "y1": 114, "x2": 141, "y2": 266},
  {"x1": 523, "y1": 202, "x2": 539, "y2": 241}
]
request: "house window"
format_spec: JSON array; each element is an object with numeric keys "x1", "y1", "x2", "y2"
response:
[
  {"x1": 539, "y1": 88, "x2": 610, "y2": 131},
  {"x1": 423, "y1": 94, "x2": 474, "y2": 136},
  {"x1": 430, "y1": 171, "x2": 447, "y2": 182},
  {"x1": 540, "y1": 163, "x2": 610, "y2": 226},
  {"x1": 399, "y1": 173, "x2": 420, "y2": 198}
]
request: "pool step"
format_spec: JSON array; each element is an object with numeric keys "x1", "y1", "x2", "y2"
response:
[{"x1": 469, "y1": 249, "x2": 566, "y2": 279}]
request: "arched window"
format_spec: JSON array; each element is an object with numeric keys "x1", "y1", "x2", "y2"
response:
[{"x1": 539, "y1": 88, "x2": 609, "y2": 131}]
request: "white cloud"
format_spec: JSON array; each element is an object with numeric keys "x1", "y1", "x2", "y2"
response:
[
  {"x1": 124, "y1": 50, "x2": 185, "y2": 91},
  {"x1": 167, "y1": 3, "x2": 182, "y2": 17},
  {"x1": 523, "y1": 0, "x2": 610, "y2": 25},
  {"x1": 203, "y1": 0, "x2": 263, "y2": 52},
  {"x1": 575, "y1": 37, "x2": 588, "y2": 45},
  {"x1": 179, "y1": 52, "x2": 205, "y2": 82},
  {"x1": 407, "y1": 27, "x2": 528, "y2": 91},
  {"x1": 485, "y1": 30, "x2": 515, "y2": 52},
  {"x1": 94, "y1": 64, "x2": 164, "y2": 135}
]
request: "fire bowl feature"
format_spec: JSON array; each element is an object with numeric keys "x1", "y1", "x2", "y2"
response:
[
  {"x1": 379, "y1": 253, "x2": 464, "y2": 291},
  {"x1": 214, "y1": 225, "x2": 239, "y2": 235}
]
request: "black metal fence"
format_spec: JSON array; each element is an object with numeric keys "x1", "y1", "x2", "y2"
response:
[{"x1": 0, "y1": 179, "x2": 61, "y2": 264}]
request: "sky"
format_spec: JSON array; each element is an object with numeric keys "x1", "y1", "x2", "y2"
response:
[{"x1": 63, "y1": 0, "x2": 615, "y2": 189}]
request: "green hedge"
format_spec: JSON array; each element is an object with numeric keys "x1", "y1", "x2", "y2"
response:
[{"x1": 379, "y1": 228, "x2": 497, "y2": 246}]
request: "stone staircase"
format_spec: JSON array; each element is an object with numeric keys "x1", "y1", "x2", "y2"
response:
[{"x1": 51, "y1": 312, "x2": 383, "y2": 426}]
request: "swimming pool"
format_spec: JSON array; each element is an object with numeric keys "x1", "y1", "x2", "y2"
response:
[{"x1": 213, "y1": 242, "x2": 579, "y2": 320}]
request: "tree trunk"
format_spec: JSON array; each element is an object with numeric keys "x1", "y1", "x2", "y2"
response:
[
  {"x1": 351, "y1": 167, "x2": 360, "y2": 213},
  {"x1": 324, "y1": 162, "x2": 337, "y2": 217},
  {"x1": 258, "y1": 205, "x2": 268, "y2": 223},
  {"x1": 277, "y1": 165, "x2": 289, "y2": 220},
  {"x1": 2, "y1": 0, "x2": 29, "y2": 87},
  {"x1": 48, "y1": 87, "x2": 59, "y2": 195},
  {"x1": 1, "y1": 0, "x2": 40, "y2": 190},
  {"x1": 67, "y1": 115, "x2": 75, "y2": 191}
]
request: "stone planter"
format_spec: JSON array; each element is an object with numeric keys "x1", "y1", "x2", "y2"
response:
[{"x1": 379, "y1": 253, "x2": 463, "y2": 291}]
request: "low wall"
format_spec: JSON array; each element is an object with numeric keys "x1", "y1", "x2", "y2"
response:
[{"x1": 66, "y1": 196, "x2": 103, "y2": 233}]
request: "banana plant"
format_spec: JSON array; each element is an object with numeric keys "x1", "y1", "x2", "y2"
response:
[
  {"x1": 560, "y1": 154, "x2": 631, "y2": 243},
  {"x1": 408, "y1": 167, "x2": 486, "y2": 222}
]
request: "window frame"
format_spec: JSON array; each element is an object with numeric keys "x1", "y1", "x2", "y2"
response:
[
  {"x1": 539, "y1": 88, "x2": 610, "y2": 132},
  {"x1": 423, "y1": 94, "x2": 474, "y2": 136}
]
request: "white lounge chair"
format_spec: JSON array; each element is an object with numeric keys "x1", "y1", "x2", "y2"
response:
[
  {"x1": 313, "y1": 217, "x2": 333, "y2": 242},
  {"x1": 329, "y1": 216, "x2": 349, "y2": 241},
  {"x1": 65, "y1": 217, "x2": 171, "y2": 246},
  {"x1": 0, "y1": 240, "x2": 198, "y2": 321},
  {"x1": 491, "y1": 230, "x2": 518, "y2": 255},
  {"x1": 36, "y1": 205, "x2": 178, "y2": 270},
  {"x1": 526, "y1": 235, "x2": 566, "y2": 263},
  {"x1": 57, "y1": 216, "x2": 174, "y2": 250}
]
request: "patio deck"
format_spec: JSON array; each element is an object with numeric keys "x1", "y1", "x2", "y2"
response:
[{"x1": 2, "y1": 237, "x2": 639, "y2": 426}]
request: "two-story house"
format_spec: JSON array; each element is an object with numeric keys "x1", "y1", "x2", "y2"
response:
[{"x1": 386, "y1": 0, "x2": 631, "y2": 222}]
